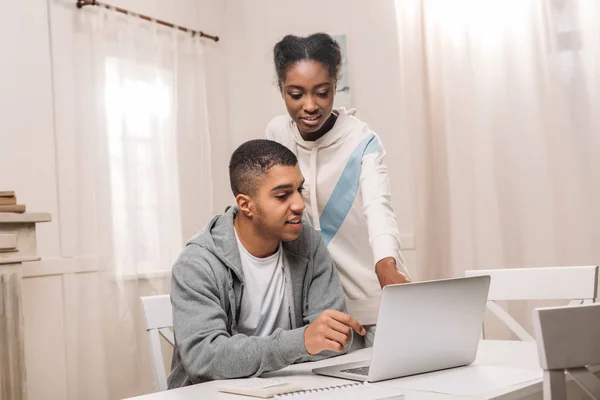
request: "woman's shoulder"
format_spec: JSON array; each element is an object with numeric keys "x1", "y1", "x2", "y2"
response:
[
  {"x1": 265, "y1": 114, "x2": 292, "y2": 139},
  {"x1": 335, "y1": 108, "x2": 370, "y2": 131},
  {"x1": 335, "y1": 109, "x2": 380, "y2": 141}
]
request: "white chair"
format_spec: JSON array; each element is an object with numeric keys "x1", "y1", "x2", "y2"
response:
[
  {"x1": 466, "y1": 266, "x2": 598, "y2": 341},
  {"x1": 533, "y1": 303, "x2": 600, "y2": 400},
  {"x1": 140, "y1": 295, "x2": 175, "y2": 392}
]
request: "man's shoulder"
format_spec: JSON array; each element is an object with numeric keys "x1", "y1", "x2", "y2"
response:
[{"x1": 172, "y1": 242, "x2": 227, "y2": 285}]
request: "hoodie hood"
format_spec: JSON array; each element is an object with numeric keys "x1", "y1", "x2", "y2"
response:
[{"x1": 186, "y1": 206, "x2": 245, "y2": 282}]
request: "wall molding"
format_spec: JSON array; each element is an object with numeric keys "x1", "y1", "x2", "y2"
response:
[{"x1": 22, "y1": 256, "x2": 99, "y2": 278}]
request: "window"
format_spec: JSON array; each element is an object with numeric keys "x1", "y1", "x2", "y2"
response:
[{"x1": 104, "y1": 57, "x2": 182, "y2": 277}]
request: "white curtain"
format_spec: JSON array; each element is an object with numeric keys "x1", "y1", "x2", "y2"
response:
[
  {"x1": 395, "y1": 0, "x2": 600, "y2": 334},
  {"x1": 50, "y1": 4, "x2": 213, "y2": 398}
]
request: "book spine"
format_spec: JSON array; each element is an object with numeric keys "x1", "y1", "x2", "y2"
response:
[
  {"x1": 0, "y1": 205, "x2": 26, "y2": 213},
  {"x1": 0, "y1": 197, "x2": 17, "y2": 206}
]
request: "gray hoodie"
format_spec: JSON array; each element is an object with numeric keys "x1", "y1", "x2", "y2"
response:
[{"x1": 168, "y1": 207, "x2": 348, "y2": 388}]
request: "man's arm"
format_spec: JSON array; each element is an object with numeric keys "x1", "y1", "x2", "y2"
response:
[
  {"x1": 171, "y1": 249, "x2": 308, "y2": 384},
  {"x1": 304, "y1": 230, "x2": 347, "y2": 323},
  {"x1": 295, "y1": 230, "x2": 364, "y2": 362}
]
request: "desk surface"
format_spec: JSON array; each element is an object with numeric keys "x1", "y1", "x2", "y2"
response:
[{"x1": 127, "y1": 340, "x2": 543, "y2": 400}]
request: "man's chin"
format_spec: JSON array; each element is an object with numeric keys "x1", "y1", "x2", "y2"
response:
[{"x1": 279, "y1": 232, "x2": 301, "y2": 243}]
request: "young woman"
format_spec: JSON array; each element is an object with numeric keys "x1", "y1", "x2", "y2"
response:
[{"x1": 265, "y1": 33, "x2": 410, "y2": 347}]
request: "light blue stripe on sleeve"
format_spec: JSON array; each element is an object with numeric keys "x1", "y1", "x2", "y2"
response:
[{"x1": 319, "y1": 134, "x2": 379, "y2": 246}]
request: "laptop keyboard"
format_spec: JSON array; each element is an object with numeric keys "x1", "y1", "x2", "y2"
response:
[{"x1": 341, "y1": 366, "x2": 370, "y2": 376}]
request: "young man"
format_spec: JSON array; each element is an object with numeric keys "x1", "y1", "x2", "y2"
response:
[{"x1": 168, "y1": 139, "x2": 365, "y2": 388}]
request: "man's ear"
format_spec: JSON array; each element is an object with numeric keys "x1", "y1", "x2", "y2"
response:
[{"x1": 235, "y1": 194, "x2": 254, "y2": 218}]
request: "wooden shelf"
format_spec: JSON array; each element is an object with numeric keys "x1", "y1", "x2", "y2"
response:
[{"x1": 0, "y1": 212, "x2": 52, "y2": 224}]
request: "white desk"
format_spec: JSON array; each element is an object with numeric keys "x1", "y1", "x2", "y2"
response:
[{"x1": 127, "y1": 340, "x2": 544, "y2": 400}]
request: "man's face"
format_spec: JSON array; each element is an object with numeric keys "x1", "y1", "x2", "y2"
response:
[{"x1": 250, "y1": 164, "x2": 305, "y2": 242}]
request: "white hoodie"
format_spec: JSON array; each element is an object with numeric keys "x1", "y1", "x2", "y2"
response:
[{"x1": 265, "y1": 108, "x2": 408, "y2": 325}]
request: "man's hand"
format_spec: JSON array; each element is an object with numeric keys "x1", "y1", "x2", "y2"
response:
[
  {"x1": 304, "y1": 310, "x2": 366, "y2": 355},
  {"x1": 376, "y1": 257, "x2": 411, "y2": 288}
]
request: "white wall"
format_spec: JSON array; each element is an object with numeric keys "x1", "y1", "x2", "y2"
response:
[
  {"x1": 0, "y1": 0, "x2": 60, "y2": 258},
  {"x1": 221, "y1": 0, "x2": 417, "y2": 273},
  {"x1": 1, "y1": 0, "x2": 227, "y2": 398}
]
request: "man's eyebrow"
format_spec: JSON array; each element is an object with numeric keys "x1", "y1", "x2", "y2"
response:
[
  {"x1": 270, "y1": 184, "x2": 293, "y2": 191},
  {"x1": 271, "y1": 179, "x2": 305, "y2": 192}
]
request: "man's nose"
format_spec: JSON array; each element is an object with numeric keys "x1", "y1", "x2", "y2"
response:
[{"x1": 290, "y1": 192, "x2": 305, "y2": 213}]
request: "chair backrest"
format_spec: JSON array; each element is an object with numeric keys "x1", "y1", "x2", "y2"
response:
[
  {"x1": 533, "y1": 303, "x2": 600, "y2": 400},
  {"x1": 140, "y1": 295, "x2": 175, "y2": 392},
  {"x1": 466, "y1": 266, "x2": 598, "y2": 340}
]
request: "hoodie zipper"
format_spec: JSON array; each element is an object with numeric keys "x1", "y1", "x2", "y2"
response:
[{"x1": 226, "y1": 266, "x2": 243, "y2": 334}]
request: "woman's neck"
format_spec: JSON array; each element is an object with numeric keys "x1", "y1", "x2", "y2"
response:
[{"x1": 300, "y1": 111, "x2": 338, "y2": 142}]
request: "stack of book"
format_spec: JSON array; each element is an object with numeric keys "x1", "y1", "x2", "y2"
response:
[{"x1": 0, "y1": 191, "x2": 26, "y2": 213}]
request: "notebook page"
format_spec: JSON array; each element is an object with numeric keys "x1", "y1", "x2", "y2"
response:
[{"x1": 275, "y1": 382, "x2": 404, "y2": 399}]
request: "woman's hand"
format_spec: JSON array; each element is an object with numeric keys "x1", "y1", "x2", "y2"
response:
[{"x1": 375, "y1": 257, "x2": 411, "y2": 288}]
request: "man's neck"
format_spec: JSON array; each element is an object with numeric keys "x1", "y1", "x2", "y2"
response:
[{"x1": 233, "y1": 215, "x2": 279, "y2": 258}]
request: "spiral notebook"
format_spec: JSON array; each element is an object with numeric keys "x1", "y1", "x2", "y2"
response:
[{"x1": 274, "y1": 382, "x2": 404, "y2": 399}]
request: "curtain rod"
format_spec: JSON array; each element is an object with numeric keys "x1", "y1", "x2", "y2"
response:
[{"x1": 76, "y1": 0, "x2": 219, "y2": 42}]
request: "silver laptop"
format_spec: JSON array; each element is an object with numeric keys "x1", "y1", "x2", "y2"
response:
[{"x1": 312, "y1": 275, "x2": 491, "y2": 382}]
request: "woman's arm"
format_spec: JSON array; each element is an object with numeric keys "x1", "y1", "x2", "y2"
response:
[{"x1": 360, "y1": 135, "x2": 411, "y2": 286}]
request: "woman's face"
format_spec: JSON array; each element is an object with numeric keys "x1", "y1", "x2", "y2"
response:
[{"x1": 281, "y1": 60, "x2": 335, "y2": 140}]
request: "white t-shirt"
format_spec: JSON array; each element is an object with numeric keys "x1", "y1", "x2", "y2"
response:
[{"x1": 235, "y1": 233, "x2": 290, "y2": 337}]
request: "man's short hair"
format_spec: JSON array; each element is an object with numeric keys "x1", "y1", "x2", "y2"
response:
[{"x1": 229, "y1": 139, "x2": 298, "y2": 196}]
